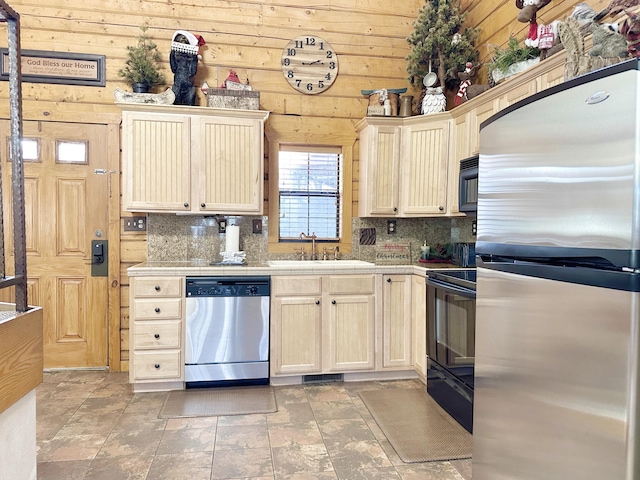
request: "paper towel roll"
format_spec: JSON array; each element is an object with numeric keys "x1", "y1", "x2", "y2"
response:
[{"x1": 225, "y1": 225, "x2": 240, "y2": 253}]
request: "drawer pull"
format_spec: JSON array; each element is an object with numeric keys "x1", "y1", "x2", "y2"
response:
[
  {"x1": 154, "y1": 285, "x2": 161, "y2": 291},
  {"x1": 155, "y1": 307, "x2": 160, "y2": 313},
  {"x1": 154, "y1": 333, "x2": 160, "y2": 339},
  {"x1": 332, "y1": 300, "x2": 336, "y2": 305},
  {"x1": 315, "y1": 300, "x2": 320, "y2": 305},
  {"x1": 154, "y1": 364, "x2": 160, "y2": 369}
]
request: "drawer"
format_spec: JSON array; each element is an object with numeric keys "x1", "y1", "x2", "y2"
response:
[
  {"x1": 133, "y1": 277, "x2": 183, "y2": 298},
  {"x1": 133, "y1": 298, "x2": 182, "y2": 320},
  {"x1": 132, "y1": 350, "x2": 182, "y2": 380},
  {"x1": 272, "y1": 276, "x2": 322, "y2": 296},
  {"x1": 133, "y1": 321, "x2": 181, "y2": 349},
  {"x1": 327, "y1": 274, "x2": 375, "y2": 295}
]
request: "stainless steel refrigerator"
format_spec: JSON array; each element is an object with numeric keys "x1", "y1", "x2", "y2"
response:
[{"x1": 474, "y1": 59, "x2": 640, "y2": 479}]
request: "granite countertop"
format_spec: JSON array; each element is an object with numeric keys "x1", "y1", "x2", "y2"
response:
[{"x1": 127, "y1": 260, "x2": 469, "y2": 277}]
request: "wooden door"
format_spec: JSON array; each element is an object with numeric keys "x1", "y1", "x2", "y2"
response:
[{"x1": 0, "y1": 120, "x2": 109, "y2": 368}]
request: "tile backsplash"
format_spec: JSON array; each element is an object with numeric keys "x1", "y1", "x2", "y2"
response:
[{"x1": 147, "y1": 214, "x2": 475, "y2": 264}]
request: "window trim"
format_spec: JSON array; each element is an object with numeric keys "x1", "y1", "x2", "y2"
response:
[{"x1": 268, "y1": 139, "x2": 353, "y2": 255}]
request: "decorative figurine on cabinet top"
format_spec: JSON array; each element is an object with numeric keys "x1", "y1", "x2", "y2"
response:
[{"x1": 170, "y1": 30, "x2": 205, "y2": 106}]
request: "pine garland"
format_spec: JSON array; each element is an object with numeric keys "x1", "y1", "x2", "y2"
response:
[{"x1": 406, "y1": 0, "x2": 479, "y2": 90}]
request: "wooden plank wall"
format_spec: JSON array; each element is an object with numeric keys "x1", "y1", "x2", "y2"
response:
[
  {"x1": 0, "y1": 0, "x2": 597, "y2": 370},
  {"x1": 461, "y1": 0, "x2": 609, "y2": 64}
]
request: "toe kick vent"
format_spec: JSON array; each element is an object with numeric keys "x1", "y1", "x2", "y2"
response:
[{"x1": 302, "y1": 373, "x2": 344, "y2": 384}]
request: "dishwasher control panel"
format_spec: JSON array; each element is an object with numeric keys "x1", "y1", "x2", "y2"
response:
[{"x1": 186, "y1": 276, "x2": 270, "y2": 297}]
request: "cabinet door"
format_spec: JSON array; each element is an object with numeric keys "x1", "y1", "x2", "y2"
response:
[
  {"x1": 411, "y1": 275, "x2": 427, "y2": 376},
  {"x1": 400, "y1": 119, "x2": 450, "y2": 216},
  {"x1": 326, "y1": 293, "x2": 375, "y2": 372},
  {"x1": 271, "y1": 296, "x2": 322, "y2": 375},
  {"x1": 122, "y1": 112, "x2": 191, "y2": 212},
  {"x1": 469, "y1": 100, "x2": 497, "y2": 156},
  {"x1": 360, "y1": 124, "x2": 402, "y2": 216},
  {"x1": 195, "y1": 116, "x2": 263, "y2": 214},
  {"x1": 382, "y1": 275, "x2": 412, "y2": 368}
]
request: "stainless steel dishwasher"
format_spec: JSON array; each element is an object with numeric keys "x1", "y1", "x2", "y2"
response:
[{"x1": 185, "y1": 276, "x2": 270, "y2": 387}]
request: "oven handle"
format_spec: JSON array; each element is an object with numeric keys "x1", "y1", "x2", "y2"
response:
[{"x1": 426, "y1": 277, "x2": 476, "y2": 299}]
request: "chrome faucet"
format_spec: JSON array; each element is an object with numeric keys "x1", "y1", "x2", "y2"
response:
[{"x1": 299, "y1": 232, "x2": 317, "y2": 260}]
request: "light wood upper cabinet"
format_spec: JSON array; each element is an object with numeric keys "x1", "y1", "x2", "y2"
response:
[
  {"x1": 401, "y1": 116, "x2": 450, "y2": 216},
  {"x1": 119, "y1": 104, "x2": 269, "y2": 214},
  {"x1": 356, "y1": 119, "x2": 402, "y2": 216},
  {"x1": 357, "y1": 114, "x2": 452, "y2": 217}
]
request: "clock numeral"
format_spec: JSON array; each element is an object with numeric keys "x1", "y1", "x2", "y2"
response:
[
  {"x1": 294, "y1": 40, "x2": 303, "y2": 49},
  {"x1": 318, "y1": 80, "x2": 325, "y2": 89},
  {"x1": 318, "y1": 41, "x2": 325, "y2": 50},
  {"x1": 287, "y1": 70, "x2": 294, "y2": 79},
  {"x1": 306, "y1": 83, "x2": 313, "y2": 92},
  {"x1": 328, "y1": 61, "x2": 336, "y2": 70},
  {"x1": 283, "y1": 58, "x2": 290, "y2": 66},
  {"x1": 295, "y1": 79, "x2": 302, "y2": 87},
  {"x1": 287, "y1": 48, "x2": 297, "y2": 56},
  {"x1": 326, "y1": 51, "x2": 333, "y2": 59},
  {"x1": 305, "y1": 37, "x2": 316, "y2": 46},
  {"x1": 324, "y1": 73, "x2": 332, "y2": 81}
]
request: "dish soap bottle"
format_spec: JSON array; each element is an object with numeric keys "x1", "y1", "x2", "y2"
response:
[{"x1": 420, "y1": 241, "x2": 430, "y2": 261}]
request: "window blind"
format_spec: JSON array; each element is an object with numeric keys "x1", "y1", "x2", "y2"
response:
[{"x1": 278, "y1": 147, "x2": 342, "y2": 240}]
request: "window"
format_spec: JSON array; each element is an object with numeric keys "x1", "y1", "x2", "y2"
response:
[{"x1": 278, "y1": 146, "x2": 342, "y2": 240}]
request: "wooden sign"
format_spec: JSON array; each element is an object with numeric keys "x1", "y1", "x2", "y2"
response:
[
  {"x1": 0, "y1": 49, "x2": 106, "y2": 86},
  {"x1": 375, "y1": 241, "x2": 411, "y2": 264}
]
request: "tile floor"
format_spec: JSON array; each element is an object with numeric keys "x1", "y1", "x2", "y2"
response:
[{"x1": 36, "y1": 370, "x2": 472, "y2": 480}]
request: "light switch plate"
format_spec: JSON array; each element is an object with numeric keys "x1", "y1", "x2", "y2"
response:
[
  {"x1": 124, "y1": 216, "x2": 146, "y2": 231},
  {"x1": 252, "y1": 219, "x2": 263, "y2": 234}
]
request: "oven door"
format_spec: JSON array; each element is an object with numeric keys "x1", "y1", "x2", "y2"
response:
[
  {"x1": 427, "y1": 276, "x2": 476, "y2": 382},
  {"x1": 426, "y1": 274, "x2": 476, "y2": 433}
]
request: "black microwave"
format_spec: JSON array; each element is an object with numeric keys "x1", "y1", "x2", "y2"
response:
[{"x1": 459, "y1": 155, "x2": 478, "y2": 214}]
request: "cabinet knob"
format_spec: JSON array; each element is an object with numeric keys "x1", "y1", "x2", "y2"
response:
[
  {"x1": 184, "y1": 202, "x2": 189, "y2": 208},
  {"x1": 393, "y1": 207, "x2": 397, "y2": 212},
  {"x1": 154, "y1": 364, "x2": 160, "y2": 369},
  {"x1": 154, "y1": 333, "x2": 160, "y2": 339},
  {"x1": 332, "y1": 300, "x2": 336, "y2": 305},
  {"x1": 201, "y1": 203, "x2": 206, "y2": 208},
  {"x1": 155, "y1": 307, "x2": 160, "y2": 313},
  {"x1": 439, "y1": 206, "x2": 444, "y2": 211},
  {"x1": 387, "y1": 277, "x2": 392, "y2": 283},
  {"x1": 154, "y1": 285, "x2": 161, "y2": 291},
  {"x1": 315, "y1": 300, "x2": 320, "y2": 305}
]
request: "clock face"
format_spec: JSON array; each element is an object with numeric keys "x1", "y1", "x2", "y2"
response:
[{"x1": 281, "y1": 35, "x2": 338, "y2": 95}]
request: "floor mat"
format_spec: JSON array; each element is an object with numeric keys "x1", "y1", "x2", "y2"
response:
[
  {"x1": 359, "y1": 388, "x2": 472, "y2": 463},
  {"x1": 159, "y1": 386, "x2": 277, "y2": 418}
]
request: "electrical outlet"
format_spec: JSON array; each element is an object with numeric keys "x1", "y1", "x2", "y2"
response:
[
  {"x1": 124, "y1": 216, "x2": 146, "y2": 231},
  {"x1": 387, "y1": 220, "x2": 396, "y2": 234},
  {"x1": 252, "y1": 219, "x2": 263, "y2": 234},
  {"x1": 472, "y1": 220, "x2": 477, "y2": 236},
  {"x1": 218, "y1": 218, "x2": 227, "y2": 234}
]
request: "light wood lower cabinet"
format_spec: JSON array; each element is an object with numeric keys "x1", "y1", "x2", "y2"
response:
[
  {"x1": 129, "y1": 276, "x2": 184, "y2": 390},
  {"x1": 411, "y1": 274, "x2": 427, "y2": 377},
  {"x1": 381, "y1": 274, "x2": 412, "y2": 369},
  {"x1": 270, "y1": 274, "x2": 375, "y2": 377}
]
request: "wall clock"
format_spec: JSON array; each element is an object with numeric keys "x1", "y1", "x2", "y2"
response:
[{"x1": 281, "y1": 35, "x2": 338, "y2": 94}]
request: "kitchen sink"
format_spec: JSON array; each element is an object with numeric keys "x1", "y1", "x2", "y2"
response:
[{"x1": 268, "y1": 260, "x2": 374, "y2": 267}]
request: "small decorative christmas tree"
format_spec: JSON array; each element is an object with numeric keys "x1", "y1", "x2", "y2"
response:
[
  {"x1": 118, "y1": 25, "x2": 166, "y2": 93},
  {"x1": 406, "y1": 0, "x2": 479, "y2": 92}
]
